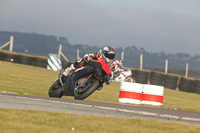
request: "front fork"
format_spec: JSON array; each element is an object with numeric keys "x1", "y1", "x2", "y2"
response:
[{"x1": 59, "y1": 76, "x2": 64, "y2": 86}]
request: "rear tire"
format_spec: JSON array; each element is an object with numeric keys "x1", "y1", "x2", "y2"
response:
[
  {"x1": 48, "y1": 80, "x2": 63, "y2": 98},
  {"x1": 74, "y1": 79, "x2": 99, "y2": 100}
]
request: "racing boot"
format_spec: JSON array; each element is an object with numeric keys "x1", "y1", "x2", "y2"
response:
[{"x1": 63, "y1": 64, "x2": 75, "y2": 76}]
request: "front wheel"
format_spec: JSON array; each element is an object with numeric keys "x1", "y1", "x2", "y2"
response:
[
  {"x1": 125, "y1": 77, "x2": 134, "y2": 82},
  {"x1": 48, "y1": 80, "x2": 63, "y2": 98},
  {"x1": 74, "y1": 79, "x2": 99, "y2": 100}
]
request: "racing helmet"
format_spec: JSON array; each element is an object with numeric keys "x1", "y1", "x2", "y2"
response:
[{"x1": 102, "y1": 46, "x2": 116, "y2": 62}]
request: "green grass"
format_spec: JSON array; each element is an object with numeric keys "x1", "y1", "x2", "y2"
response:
[
  {"x1": 0, "y1": 61, "x2": 57, "y2": 96},
  {"x1": 0, "y1": 108, "x2": 200, "y2": 133}
]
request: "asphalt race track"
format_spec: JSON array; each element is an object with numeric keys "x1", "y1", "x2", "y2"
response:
[{"x1": 0, "y1": 93, "x2": 200, "y2": 125}]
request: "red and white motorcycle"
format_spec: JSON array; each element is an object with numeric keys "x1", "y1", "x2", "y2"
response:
[
  {"x1": 112, "y1": 68, "x2": 133, "y2": 82},
  {"x1": 111, "y1": 60, "x2": 133, "y2": 82}
]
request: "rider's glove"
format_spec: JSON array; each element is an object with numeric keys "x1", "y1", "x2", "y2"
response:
[
  {"x1": 106, "y1": 80, "x2": 111, "y2": 85},
  {"x1": 103, "y1": 75, "x2": 111, "y2": 85}
]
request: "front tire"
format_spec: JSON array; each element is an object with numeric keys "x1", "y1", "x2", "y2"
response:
[
  {"x1": 48, "y1": 80, "x2": 63, "y2": 98},
  {"x1": 125, "y1": 77, "x2": 134, "y2": 82},
  {"x1": 74, "y1": 79, "x2": 99, "y2": 100}
]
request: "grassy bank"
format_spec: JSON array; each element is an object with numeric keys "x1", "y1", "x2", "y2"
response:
[{"x1": 0, "y1": 108, "x2": 200, "y2": 133}]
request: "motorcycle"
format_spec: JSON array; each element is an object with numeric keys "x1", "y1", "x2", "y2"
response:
[
  {"x1": 112, "y1": 68, "x2": 133, "y2": 82},
  {"x1": 48, "y1": 58, "x2": 111, "y2": 100}
]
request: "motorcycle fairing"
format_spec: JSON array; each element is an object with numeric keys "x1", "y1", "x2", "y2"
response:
[{"x1": 95, "y1": 58, "x2": 111, "y2": 75}]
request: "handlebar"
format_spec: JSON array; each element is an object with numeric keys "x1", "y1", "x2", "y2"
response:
[{"x1": 58, "y1": 69, "x2": 64, "y2": 86}]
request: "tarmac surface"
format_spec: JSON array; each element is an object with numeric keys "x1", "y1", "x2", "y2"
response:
[{"x1": 0, "y1": 93, "x2": 200, "y2": 125}]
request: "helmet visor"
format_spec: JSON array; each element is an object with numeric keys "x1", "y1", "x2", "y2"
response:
[{"x1": 104, "y1": 52, "x2": 115, "y2": 60}]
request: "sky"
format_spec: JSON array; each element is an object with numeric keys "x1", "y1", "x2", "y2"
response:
[{"x1": 1, "y1": 0, "x2": 200, "y2": 55}]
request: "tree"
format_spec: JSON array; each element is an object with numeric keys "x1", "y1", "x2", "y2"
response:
[{"x1": 125, "y1": 45, "x2": 138, "y2": 54}]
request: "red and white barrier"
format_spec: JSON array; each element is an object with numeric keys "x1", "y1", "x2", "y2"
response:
[
  {"x1": 119, "y1": 82, "x2": 142, "y2": 104},
  {"x1": 119, "y1": 82, "x2": 164, "y2": 106},
  {"x1": 141, "y1": 84, "x2": 164, "y2": 106}
]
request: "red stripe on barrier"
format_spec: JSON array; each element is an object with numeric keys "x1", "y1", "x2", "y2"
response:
[
  {"x1": 142, "y1": 94, "x2": 163, "y2": 103},
  {"x1": 119, "y1": 91, "x2": 142, "y2": 100}
]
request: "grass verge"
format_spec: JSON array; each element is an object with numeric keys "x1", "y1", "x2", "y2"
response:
[{"x1": 0, "y1": 108, "x2": 200, "y2": 133}]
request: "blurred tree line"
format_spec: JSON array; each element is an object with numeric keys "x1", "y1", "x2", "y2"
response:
[{"x1": 1, "y1": 31, "x2": 200, "y2": 72}]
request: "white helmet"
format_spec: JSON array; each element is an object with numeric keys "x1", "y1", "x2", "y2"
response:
[{"x1": 102, "y1": 46, "x2": 116, "y2": 62}]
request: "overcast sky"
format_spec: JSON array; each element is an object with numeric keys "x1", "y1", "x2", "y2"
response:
[{"x1": 1, "y1": 0, "x2": 200, "y2": 55}]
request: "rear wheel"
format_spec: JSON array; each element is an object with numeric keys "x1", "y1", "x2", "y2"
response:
[
  {"x1": 74, "y1": 79, "x2": 99, "y2": 100},
  {"x1": 48, "y1": 80, "x2": 63, "y2": 98}
]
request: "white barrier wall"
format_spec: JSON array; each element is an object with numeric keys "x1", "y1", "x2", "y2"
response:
[
  {"x1": 141, "y1": 84, "x2": 164, "y2": 106},
  {"x1": 119, "y1": 82, "x2": 142, "y2": 104},
  {"x1": 119, "y1": 82, "x2": 164, "y2": 106}
]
